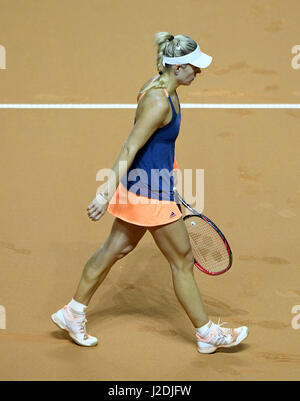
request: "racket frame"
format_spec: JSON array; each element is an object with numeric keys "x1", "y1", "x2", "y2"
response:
[{"x1": 174, "y1": 188, "x2": 233, "y2": 276}]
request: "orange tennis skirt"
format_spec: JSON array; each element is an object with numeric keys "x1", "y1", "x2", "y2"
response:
[{"x1": 107, "y1": 181, "x2": 182, "y2": 227}]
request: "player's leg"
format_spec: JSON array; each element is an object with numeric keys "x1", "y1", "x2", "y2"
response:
[
  {"x1": 74, "y1": 217, "x2": 147, "y2": 305},
  {"x1": 148, "y1": 218, "x2": 249, "y2": 353},
  {"x1": 148, "y1": 218, "x2": 209, "y2": 328},
  {"x1": 51, "y1": 217, "x2": 146, "y2": 346}
]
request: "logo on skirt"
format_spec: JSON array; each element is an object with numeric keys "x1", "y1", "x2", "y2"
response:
[{"x1": 170, "y1": 212, "x2": 176, "y2": 218}]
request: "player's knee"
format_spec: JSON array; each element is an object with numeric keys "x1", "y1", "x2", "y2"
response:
[
  {"x1": 170, "y1": 248, "x2": 194, "y2": 274},
  {"x1": 115, "y1": 243, "x2": 137, "y2": 260}
]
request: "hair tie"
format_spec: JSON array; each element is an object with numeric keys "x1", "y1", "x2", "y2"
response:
[{"x1": 168, "y1": 35, "x2": 174, "y2": 42}]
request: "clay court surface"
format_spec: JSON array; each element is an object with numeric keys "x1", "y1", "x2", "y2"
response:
[{"x1": 1, "y1": 0, "x2": 300, "y2": 381}]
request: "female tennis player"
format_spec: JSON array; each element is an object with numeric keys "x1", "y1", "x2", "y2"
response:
[{"x1": 52, "y1": 32, "x2": 249, "y2": 354}]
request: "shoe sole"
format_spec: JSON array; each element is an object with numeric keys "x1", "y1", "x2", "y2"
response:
[
  {"x1": 51, "y1": 313, "x2": 98, "y2": 347},
  {"x1": 197, "y1": 327, "x2": 249, "y2": 354}
]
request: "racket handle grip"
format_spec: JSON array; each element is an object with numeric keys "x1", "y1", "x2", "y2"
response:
[{"x1": 173, "y1": 187, "x2": 182, "y2": 212}]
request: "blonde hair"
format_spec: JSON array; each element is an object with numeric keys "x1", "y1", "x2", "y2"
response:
[{"x1": 140, "y1": 32, "x2": 198, "y2": 95}]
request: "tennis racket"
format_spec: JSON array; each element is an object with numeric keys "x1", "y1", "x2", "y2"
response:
[{"x1": 174, "y1": 187, "x2": 232, "y2": 276}]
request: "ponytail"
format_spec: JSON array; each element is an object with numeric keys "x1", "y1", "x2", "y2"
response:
[{"x1": 139, "y1": 32, "x2": 198, "y2": 96}]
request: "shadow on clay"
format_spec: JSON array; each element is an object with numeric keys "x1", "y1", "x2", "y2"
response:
[{"x1": 81, "y1": 245, "x2": 250, "y2": 346}]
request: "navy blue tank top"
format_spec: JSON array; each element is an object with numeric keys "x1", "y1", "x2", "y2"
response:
[{"x1": 121, "y1": 92, "x2": 181, "y2": 201}]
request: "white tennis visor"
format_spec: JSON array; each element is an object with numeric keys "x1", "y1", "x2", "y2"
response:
[{"x1": 162, "y1": 45, "x2": 212, "y2": 68}]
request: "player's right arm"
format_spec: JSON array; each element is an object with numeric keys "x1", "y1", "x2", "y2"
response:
[
  {"x1": 101, "y1": 90, "x2": 169, "y2": 199},
  {"x1": 87, "y1": 90, "x2": 169, "y2": 221},
  {"x1": 126, "y1": 90, "x2": 169, "y2": 154}
]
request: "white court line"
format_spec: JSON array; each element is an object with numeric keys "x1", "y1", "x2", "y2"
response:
[
  {"x1": 183, "y1": 104, "x2": 300, "y2": 109},
  {"x1": 0, "y1": 103, "x2": 300, "y2": 109}
]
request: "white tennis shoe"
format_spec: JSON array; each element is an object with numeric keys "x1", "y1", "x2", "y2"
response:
[
  {"x1": 196, "y1": 319, "x2": 249, "y2": 354},
  {"x1": 51, "y1": 305, "x2": 98, "y2": 347}
]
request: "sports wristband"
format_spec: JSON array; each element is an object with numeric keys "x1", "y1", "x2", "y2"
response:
[{"x1": 96, "y1": 192, "x2": 108, "y2": 205}]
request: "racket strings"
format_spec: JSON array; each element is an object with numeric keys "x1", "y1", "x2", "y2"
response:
[{"x1": 184, "y1": 217, "x2": 230, "y2": 273}]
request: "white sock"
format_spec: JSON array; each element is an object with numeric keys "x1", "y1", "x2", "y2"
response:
[
  {"x1": 67, "y1": 298, "x2": 88, "y2": 314},
  {"x1": 196, "y1": 320, "x2": 212, "y2": 337}
]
